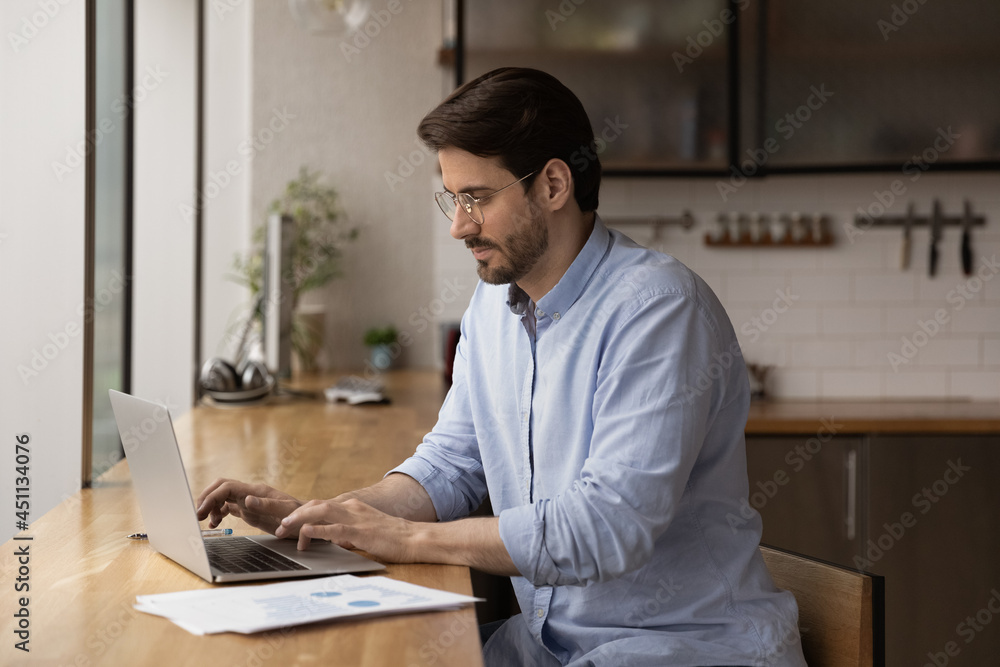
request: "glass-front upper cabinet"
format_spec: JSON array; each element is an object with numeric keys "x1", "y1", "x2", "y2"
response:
[
  {"x1": 758, "y1": 0, "x2": 1000, "y2": 170},
  {"x1": 457, "y1": 0, "x2": 1000, "y2": 175},
  {"x1": 461, "y1": 0, "x2": 733, "y2": 174}
]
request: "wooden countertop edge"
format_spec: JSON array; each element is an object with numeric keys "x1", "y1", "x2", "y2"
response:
[
  {"x1": 745, "y1": 419, "x2": 1000, "y2": 435},
  {"x1": 745, "y1": 399, "x2": 1000, "y2": 434}
]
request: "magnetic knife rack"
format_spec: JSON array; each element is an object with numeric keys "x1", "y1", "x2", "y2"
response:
[{"x1": 852, "y1": 201, "x2": 986, "y2": 229}]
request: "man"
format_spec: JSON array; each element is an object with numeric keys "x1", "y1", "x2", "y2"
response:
[{"x1": 197, "y1": 68, "x2": 806, "y2": 666}]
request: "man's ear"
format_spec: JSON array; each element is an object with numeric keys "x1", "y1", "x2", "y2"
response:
[{"x1": 534, "y1": 158, "x2": 574, "y2": 213}]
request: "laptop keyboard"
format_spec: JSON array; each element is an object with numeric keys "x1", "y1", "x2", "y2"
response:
[{"x1": 205, "y1": 537, "x2": 308, "y2": 574}]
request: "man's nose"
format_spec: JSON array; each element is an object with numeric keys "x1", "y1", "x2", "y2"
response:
[{"x1": 450, "y1": 208, "x2": 480, "y2": 240}]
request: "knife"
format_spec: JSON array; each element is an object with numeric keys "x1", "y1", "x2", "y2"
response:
[
  {"x1": 901, "y1": 202, "x2": 913, "y2": 270},
  {"x1": 961, "y1": 200, "x2": 973, "y2": 276},
  {"x1": 929, "y1": 199, "x2": 942, "y2": 278}
]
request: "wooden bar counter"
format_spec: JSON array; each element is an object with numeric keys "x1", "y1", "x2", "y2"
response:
[{"x1": 1, "y1": 370, "x2": 483, "y2": 667}]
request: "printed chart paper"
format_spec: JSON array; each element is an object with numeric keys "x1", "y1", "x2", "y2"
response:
[{"x1": 134, "y1": 574, "x2": 479, "y2": 635}]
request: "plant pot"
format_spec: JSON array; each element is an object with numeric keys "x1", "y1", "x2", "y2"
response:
[
  {"x1": 292, "y1": 305, "x2": 325, "y2": 373},
  {"x1": 369, "y1": 343, "x2": 394, "y2": 371}
]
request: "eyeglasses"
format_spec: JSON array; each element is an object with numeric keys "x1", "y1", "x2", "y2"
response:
[{"x1": 434, "y1": 171, "x2": 537, "y2": 225}]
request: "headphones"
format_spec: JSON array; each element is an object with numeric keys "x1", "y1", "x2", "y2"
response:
[
  {"x1": 199, "y1": 357, "x2": 272, "y2": 394},
  {"x1": 199, "y1": 295, "x2": 275, "y2": 400}
]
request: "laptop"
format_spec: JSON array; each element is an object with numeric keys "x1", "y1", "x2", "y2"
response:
[{"x1": 109, "y1": 389, "x2": 385, "y2": 583}]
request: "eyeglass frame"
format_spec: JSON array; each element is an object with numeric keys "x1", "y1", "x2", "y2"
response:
[{"x1": 434, "y1": 171, "x2": 537, "y2": 225}]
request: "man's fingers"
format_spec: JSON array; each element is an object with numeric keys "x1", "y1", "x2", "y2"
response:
[
  {"x1": 297, "y1": 523, "x2": 357, "y2": 551},
  {"x1": 195, "y1": 481, "x2": 239, "y2": 519},
  {"x1": 195, "y1": 477, "x2": 236, "y2": 510},
  {"x1": 247, "y1": 495, "x2": 291, "y2": 512},
  {"x1": 281, "y1": 502, "x2": 336, "y2": 531}
]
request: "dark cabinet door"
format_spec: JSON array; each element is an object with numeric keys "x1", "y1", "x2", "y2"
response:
[
  {"x1": 745, "y1": 435, "x2": 864, "y2": 568},
  {"x1": 758, "y1": 1, "x2": 1000, "y2": 170},
  {"x1": 462, "y1": 0, "x2": 733, "y2": 173},
  {"x1": 868, "y1": 435, "x2": 1000, "y2": 667}
]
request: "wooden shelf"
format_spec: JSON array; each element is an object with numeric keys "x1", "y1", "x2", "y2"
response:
[{"x1": 704, "y1": 233, "x2": 834, "y2": 247}]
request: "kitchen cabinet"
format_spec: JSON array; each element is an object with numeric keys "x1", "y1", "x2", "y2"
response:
[
  {"x1": 744, "y1": 435, "x2": 865, "y2": 569},
  {"x1": 454, "y1": 0, "x2": 1000, "y2": 174},
  {"x1": 747, "y1": 431, "x2": 1000, "y2": 666},
  {"x1": 867, "y1": 435, "x2": 1000, "y2": 667},
  {"x1": 756, "y1": 1, "x2": 1000, "y2": 171},
  {"x1": 459, "y1": 0, "x2": 733, "y2": 174}
]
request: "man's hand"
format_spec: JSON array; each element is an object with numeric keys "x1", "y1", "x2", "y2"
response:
[
  {"x1": 195, "y1": 478, "x2": 302, "y2": 536},
  {"x1": 277, "y1": 497, "x2": 520, "y2": 576},
  {"x1": 277, "y1": 498, "x2": 423, "y2": 562}
]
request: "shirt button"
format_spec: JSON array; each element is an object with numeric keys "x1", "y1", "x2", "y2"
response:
[
  {"x1": 552, "y1": 312, "x2": 561, "y2": 320},
  {"x1": 536, "y1": 608, "x2": 544, "y2": 619},
  {"x1": 535, "y1": 308, "x2": 544, "y2": 318}
]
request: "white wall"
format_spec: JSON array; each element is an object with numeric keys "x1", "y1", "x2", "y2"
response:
[
  {"x1": 250, "y1": 0, "x2": 450, "y2": 371},
  {"x1": 0, "y1": 0, "x2": 87, "y2": 541},
  {"x1": 202, "y1": 0, "x2": 253, "y2": 362},
  {"x1": 131, "y1": 0, "x2": 198, "y2": 412}
]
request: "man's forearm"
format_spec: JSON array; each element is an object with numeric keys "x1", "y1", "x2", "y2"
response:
[
  {"x1": 413, "y1": 516, "x2": 520, "y2": 577},
  {"x1": 331, "y1": 474, "x2": 519, "y2": 576},
  {"x1": 334, "y1": 472, "x2": 438, "y2": 522}
]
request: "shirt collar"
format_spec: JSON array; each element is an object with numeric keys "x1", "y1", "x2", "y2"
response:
[{"x1": 505, "y1": 214, "x2": 611, "y2": 319}]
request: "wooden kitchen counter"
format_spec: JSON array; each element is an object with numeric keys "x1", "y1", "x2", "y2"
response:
[
  {"x1": 0, "y1": 370, "x2": 482, "y2": 667},
  {"x1": 746, "y1": 398, "x2": 1000, "y2": 434}
]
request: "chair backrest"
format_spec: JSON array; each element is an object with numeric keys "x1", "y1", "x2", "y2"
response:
[{"x1": 760, "y1": 545, "x2": 885, "y2": 667}]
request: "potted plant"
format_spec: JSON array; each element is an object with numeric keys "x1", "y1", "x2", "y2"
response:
[
  {"x1": 363, "y1": 325, "x2": 398, "y2": 371},
  {"x1": 231, "y1": 167, "x2": 359, "y2": 371}
]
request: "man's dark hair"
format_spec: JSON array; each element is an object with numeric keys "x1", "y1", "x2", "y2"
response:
[{"x1": 418, "y1": 67, "x2": 601, "y2": 213}]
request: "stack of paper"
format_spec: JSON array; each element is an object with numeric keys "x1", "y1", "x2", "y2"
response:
[{"x1": 135, "y1": 575, "x2": 479, "y2": 635}]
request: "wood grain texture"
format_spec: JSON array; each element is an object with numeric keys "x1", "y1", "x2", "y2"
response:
[
  {"x1": 1, "y1": 371, "x2": 482, "y2": 667},
  {"x1": 762, "y1": 545, "x2": 882, "y2": 667},
  {"x1": 746, "y1": 399, "x2": 1000, "y2": 434}
]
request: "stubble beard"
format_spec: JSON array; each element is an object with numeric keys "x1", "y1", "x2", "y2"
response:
[{"x1": 473, "y1": 206, "x2": 549, "y2": 286}]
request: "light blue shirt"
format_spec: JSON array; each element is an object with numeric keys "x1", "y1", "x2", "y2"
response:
[{"x1": 392, "y1": 216, "x2": 806, "y2": 666}]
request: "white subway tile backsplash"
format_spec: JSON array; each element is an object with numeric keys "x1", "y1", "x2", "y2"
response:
[
  {"x1": 985, "y1": 275, "x2": 1000, "y2": 302},
  {"x1": 949, "y1": 305, "x2": 1000, "y2": 334},
  {"x1": 790, "y1": 339, "x2": 853, "y2": 368},
  {"x1": 763, "y1": 307, "x2": 821, "y2": 337},
  {"x1": 913, "y1": 337, "x2": 981, "y2": 367},
  {"x1": 916, "y1": 272, "x2": 968, "y2": 303},
  {"x1": 692, "y1": 178, "x2": 748, "y2": 210},
  {"x1": 751, "y1": 247, "x2": 829, "y2": 271},
  {"x1": 854, "y1": 273, "x2": 919, "y2": 303},
  {"x1": 597, "y1": 184, "x2": 634, "y2": 213},
  {"x1": 883, "y1": 371, "x2": 949, "y2": 398},
  {"x1": 740, "y1": 341, "x2": 787, "y2": 367},
  {"x1": 768, "y1": 369, "x2": 819, "y2": 399},
  {"x1": 821, "y1": 306, "x2": 883, "y2": 335},
  {"x1": 725, "y1": 273, "x2": 790, "y2": 303},
  {"x1": 819, "y1": 237, "x2": 885, "y2": 270},
  {"x1": 789, "y1": 274, "x2": 851, "y2": 304},
  {"x1": 984, "y1": 338, "x2": 1000, "y2": 366},
  {"x1": 626, "y1": 179, "x2": 692, "y2": 209},
  {"x1": 691, "y1": 246, "x2": 757, "y2": 271},
  {"x1": 854, "y1": 339, "x2": 901, "y2": 369},
  {"x1": 755, "y1": 178, "x2": 821, "y2": 210},
  {"x1": 885, "y1": 305, "x2": 953, "y2": 334},
  {"x1": 949, "y1": 371, "x2": 1000, "y2": 400},
  {"x1": 820, "y1": 370, "x2": 882, "y2": 398}
]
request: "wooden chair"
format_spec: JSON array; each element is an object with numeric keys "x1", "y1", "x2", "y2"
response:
[{"x1": 760, "y1": 545, "x2": 885, "y2": 667}]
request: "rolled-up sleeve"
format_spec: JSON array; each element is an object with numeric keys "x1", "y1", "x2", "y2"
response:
[
  {"x1": 498, "y1": 291, "x2": 730, "y2": 587},
  {"x1": 388, "y1": 315, "x2": 488, "y2": 522}
]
